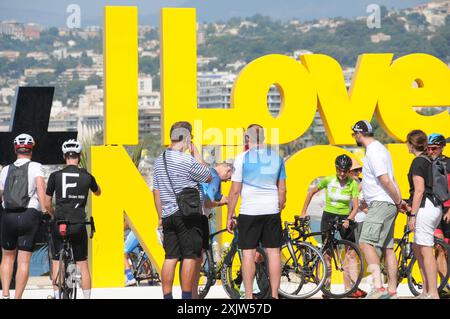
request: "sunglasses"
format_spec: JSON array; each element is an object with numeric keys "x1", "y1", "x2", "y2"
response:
[{"x1": 428, "y1": 146, "x2": 441, "y2": 151}]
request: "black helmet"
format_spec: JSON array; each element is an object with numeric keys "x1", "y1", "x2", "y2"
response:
[{"x1": 335, "y1": 154, "x2": 352, "y2": 171}]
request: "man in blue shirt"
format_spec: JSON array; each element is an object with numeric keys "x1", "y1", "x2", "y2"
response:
[
  {"x1": 202, "y1": 163, "x2": 233, "y2": 214},
  {"x1": 227, "y1": 124, "x2": 287, "y2": 299}
]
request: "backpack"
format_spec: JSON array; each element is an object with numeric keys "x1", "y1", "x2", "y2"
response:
[
  {"x1": 419, "y1": 155, "x2": 450, "y2": 205},
  {"x1": 3, "y1": 162, "x2": 31, "y2": 211}
]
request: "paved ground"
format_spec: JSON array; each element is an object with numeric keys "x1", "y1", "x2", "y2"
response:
[{"x1": 7, "y1": 276, "x2": 419, "y2": 299}]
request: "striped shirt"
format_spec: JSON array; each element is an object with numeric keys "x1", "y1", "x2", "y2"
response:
[{"x1": 153, "y1": 149, "x2": 211, "y2": 218}]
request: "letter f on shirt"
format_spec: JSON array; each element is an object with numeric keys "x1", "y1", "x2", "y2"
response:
[{"x1": 62, "y1": 173, "x2": 79, "y2": 198}]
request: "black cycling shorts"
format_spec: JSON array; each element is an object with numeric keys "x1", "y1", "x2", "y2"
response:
[
  {"x1": 162, "y1": 211, "x2": 203, "y2": 260},
  {"x1": 201, "y1": 215, "x2": 210, "y2": 251},
  {"x1": 321, "y1": 211, "x2": 355, "y2": 243},
  {"x1": 1, "y1": 208, "x2": 41, "y2": 252},
  {"x1": 51, "y1": 221, "x2": 88, "y2": 262},
  {"x1": 237, "y1": 213, "x2": 282, "y2": 250}
]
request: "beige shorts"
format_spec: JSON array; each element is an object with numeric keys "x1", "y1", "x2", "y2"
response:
[{"x1": 359, "y1": 201, "x2": 398, "y2": 249}]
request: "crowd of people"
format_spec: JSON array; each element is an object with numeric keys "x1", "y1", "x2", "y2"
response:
[
  {"x1": 0, "y1": 135, "x2": 100, "y2": 299},
  {"x1": 154, "y1": 120, "x2": 449, "y2": 300},
  {"x1": 0, "y1": 119, "x2": 448, "y2": 300}
]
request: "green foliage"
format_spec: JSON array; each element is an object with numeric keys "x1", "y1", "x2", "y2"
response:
[
  {"x1": 139, "y1": 56, "x2": 159, "y2": 75},
  {"x1": 87, "y1": 74, "x2": 102, "y2": 87}
]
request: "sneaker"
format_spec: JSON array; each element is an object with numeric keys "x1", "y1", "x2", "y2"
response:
[
  {"x1": 125, "y1": 278, "x2": 137, "y2": 286},
  {"x1": 349, "y1": 289, "x2": 368, "y2": 298},
  {"x1": 386, "y1": 292, "x2": 398, "y2": 299},
  {"x1": 423, "y1": 294, "x2": 439, "y2": 299},
  {"x1": 365, "y1": 288, "x2": 388, "y2": 299}
]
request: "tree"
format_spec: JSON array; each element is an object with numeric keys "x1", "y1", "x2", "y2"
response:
[
  {"x1": 87, "y1": 74, "x2": 102, "y2": 87},
  {"x1": 80, "y1": 52, "x2": 93, "y2": 67}
]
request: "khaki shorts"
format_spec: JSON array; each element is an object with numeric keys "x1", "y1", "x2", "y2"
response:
[{"x1": 359, "y1": 201, "x2": 398, "y2": 249}]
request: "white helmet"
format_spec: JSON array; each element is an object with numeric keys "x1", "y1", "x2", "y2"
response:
[
  {"x1": 14, "y1": 133, "x2": 35, "y2": 152},
  {"x1": 62, "y1": 139, "x2": 82, "y2": 154}
]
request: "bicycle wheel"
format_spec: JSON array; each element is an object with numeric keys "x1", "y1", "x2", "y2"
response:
[
  {"x1": 221, "y1": 246, "x2": 270, "y2": 299},
  {"x1": 47, "y1": 238, "x2": 54, "y2": 281},
  {"x1": 408, "y1": 238, "x2": 450, "y2": 296},
  {"x1": 198, "y1": 249, "x2": 215, "y2": 299},
  {"x1": 57, "y1": 249, "x2": 67, "y2": 299},
  {"x1": 279, "y1": 242, "x2": 327, "y2": 299},
  {"x1": 321, "y1": 239, "x2": 364, "y2": 298},
  {"x1": 129, "y1": 252, "x2": 146, "y2": 286}
]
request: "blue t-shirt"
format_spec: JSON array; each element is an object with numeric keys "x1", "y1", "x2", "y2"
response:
[
  {"x1": 231, "y1": 146, "x2": 286, "y2": 216},
  {"x1": 202, "y1": 168, "x2": 222, "y2": 202}
]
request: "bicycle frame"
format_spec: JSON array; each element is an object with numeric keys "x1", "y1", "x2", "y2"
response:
[
  {"x1": 299, "y1": 220, "x2": 349, "y2": 273},
  {"x1": 55, "y1": 218, "x2": 95, "y2": 299}
]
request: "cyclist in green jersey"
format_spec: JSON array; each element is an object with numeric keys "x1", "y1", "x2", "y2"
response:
[{"x1": 301, "y1": 154, "x2": 366, "y2": 298}]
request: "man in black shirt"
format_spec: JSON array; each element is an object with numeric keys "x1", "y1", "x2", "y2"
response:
[{"x1": 45, "y1": 139, "x2": 101, "y2": 299}]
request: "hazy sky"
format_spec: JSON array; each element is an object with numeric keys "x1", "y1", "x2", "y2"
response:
[{"x1": 0, "y1": 0, "x2": 431, "y2": 26}]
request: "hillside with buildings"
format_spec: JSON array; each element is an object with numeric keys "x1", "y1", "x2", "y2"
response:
[{"x1": 0, "y1": 1, "x2": 449, "y2": 155}]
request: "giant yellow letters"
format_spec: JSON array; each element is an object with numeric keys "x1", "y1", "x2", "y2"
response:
[{"x1": 91, "y1": 6, "x2": 450, "y2": 287}]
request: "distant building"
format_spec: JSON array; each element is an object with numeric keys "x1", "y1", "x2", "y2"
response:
[
  {"x1": 138, "y1": 75, "x2": 153, "y2": 96},
  {"x1": 197, "y1": 71, "x2": 280, "y2": 117},
  {"x1": 197, "y1": 71, "x2": 236, "y2": 109},
  {"x1": 197, "y1": 56, "x2": 218, "y2": 68},
  {"x1": 49, "y1": 102, "x2": 78, "y2": 132},
  {"x1": 0, "y1": 21, "x2": 24, "y2": 39},
  {"x1": 0, "y1": 88, "x2": 15, "y2": 104},
  {"x1": 24, "y1": 23, "x2": 41, "y2": 39},
  {"x1": 0, "y1": 51, "x2": 20, "y2": 60},
  {"x1": 371, "y1": 33, "x2": 392, "y2": 43},
  {"x1": 197, "y1": 23, "x2": 206, "y2": 45},
  {"x1": 77, "y1": 85, "x2": 161, "y2": 140},
  {"x1": 26, "y1": 52, "x2": 50, "y2": 61},
  {"x1": 139, "y1": 92, "x2": 161, "y2": 137},
  {"x1": 24, "y1": 68, "x2": 55, "y2": 77}
]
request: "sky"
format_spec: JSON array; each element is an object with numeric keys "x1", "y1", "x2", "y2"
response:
[{"x1": 0, "y1": 0, "x2": 431, "y2": 27}]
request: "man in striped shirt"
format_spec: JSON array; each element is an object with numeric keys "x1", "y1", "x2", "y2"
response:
[{"x1": 152, "y1": 121, "x2": 211, "y2": 299}]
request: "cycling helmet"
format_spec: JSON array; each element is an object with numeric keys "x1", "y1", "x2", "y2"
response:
[
  {"x1": 350, "y1": 158, "x2": 362, "y2": 171},
  {"x1": 62, "y1": 139, "x2": 82, "y2": 154},
  {"x1": 428, "y1": 133, "x2": 446, "y2": 146},
  {"x1": 335, "y1": 154, "x2": 352, "y2": 171},
  {"x1": 13, "y1": 133, "x2": 35, "y2": 152}
]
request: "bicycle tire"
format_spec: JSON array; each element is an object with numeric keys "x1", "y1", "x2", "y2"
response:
[
  {"x1": 407, "y1": 237, "x2": 450, "y2": 296},
  {"x1": 130, "y1": 252, "x2": 143, "y2": 286},
  {"x1": 47, "y1": 238, "x2": 54, "y2": 281},
  {"x1": 198, "y1": 249, "x2": 215, "y2": 299},
  {"x1": 278, "y1": 242, "x2": 327, "y2": 299},
  {"x1": 57, "y1": 249, "x2": 67, "y2": 299},
  {"x1": 221, "y1": 246, "x2": 271, "y2": 299},
  {"x1": 321, "y1": 239, "x2": 364, "y2": 299}
]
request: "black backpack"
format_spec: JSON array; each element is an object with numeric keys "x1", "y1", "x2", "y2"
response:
[
  {"x1": 3, "y1": 162, "x2": 31, "y2": 211},
  {"x1": 420, "y1": 155, "x2": 450, "y2": 205}
]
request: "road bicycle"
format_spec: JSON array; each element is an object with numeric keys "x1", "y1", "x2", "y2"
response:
[
  {"x1": 383, "y1": 213, "x2": 450, "y2": 296},
  {"x1": 278, "y1": 215, "x2": 328, "y2": 299},
  {"x1": 299, "y1": 215, "x2": 365, "y2": 298},
  {"x1": 197, "y1": 217, "x2": 271, "y2": 299},
  {"x1": 128, "y1": 246, "x2": 161, "y2": 286},
  {"x1": 55, "y1": 217, "x2": 95, "y2": 299}
]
